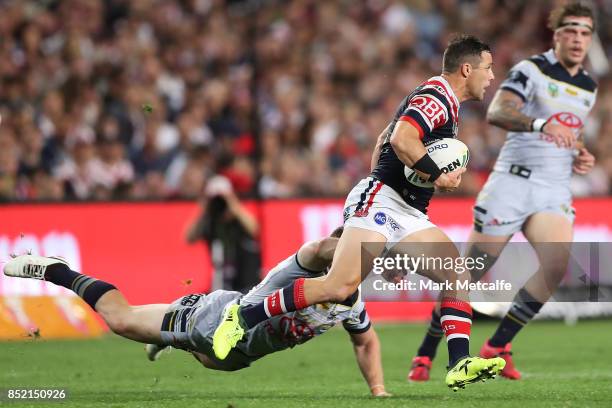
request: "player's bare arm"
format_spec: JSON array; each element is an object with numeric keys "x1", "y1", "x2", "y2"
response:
[
  {"x1": 390, "y1": 121, "x2": 465, "y2": 191},
  {"x1": 296, "y1": 236, "x2": 339, "y2": 272},
  {"x1": 487, "y1": 89, "x2": 576, "y2": 148},
  {"x1": 349, "y1": 328, "x2": 390, "y2": 397},
  {"x1": 486, "y1": 90, "x2": 531, "y2": 131},
  {"x1": 389, "y1": 121, "x2": 429, "y2": 166}
]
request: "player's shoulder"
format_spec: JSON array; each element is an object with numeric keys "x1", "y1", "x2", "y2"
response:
[
  {"x1": 524, "y1": 50, "x2": 553, "y2": 71},
  {"x1": 415, "y1": 76, "x2": 458, "y2": 106},
  {"x1": 408, "y1": 76, "x2": 460, "y2": 122},
  {"x1": 506, "y1": 53, "x2": 545, "y2": 78},
  {"x1": 523, "y1": 49, "x2": 597, "y2": 92}
]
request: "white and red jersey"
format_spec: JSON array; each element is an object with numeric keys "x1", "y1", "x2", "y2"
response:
[{"x1": 371, "y1": 75, "x2": 460, "y2": 213}]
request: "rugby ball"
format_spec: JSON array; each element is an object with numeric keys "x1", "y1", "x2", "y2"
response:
[{"x1": 404, "y1": 138, "x2": 470, "y2": 188}]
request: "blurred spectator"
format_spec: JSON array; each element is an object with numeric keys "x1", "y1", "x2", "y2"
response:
[
  {"x1": 186, "y1": 175, "x2": 261, "y2": 293},
  {"x1": 0, "y1": 0, "x2": 611, "y2": 202}
]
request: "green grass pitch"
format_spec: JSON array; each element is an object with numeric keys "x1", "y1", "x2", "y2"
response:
[{"x1": 1, "y1": 320, "x2": 610, "y2": 407}]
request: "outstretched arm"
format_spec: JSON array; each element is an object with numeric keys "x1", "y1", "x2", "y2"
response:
[{"x1": 349, "y1": 328, "x2": 390, "y2": 397}]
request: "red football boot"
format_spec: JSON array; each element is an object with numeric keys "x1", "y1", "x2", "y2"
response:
[
  {"x1": 408, "y1": 356, "x2": 432, "y2": 382},
  {"x1": 479, "y1": 340, "x2": 521, "y2": 380}
]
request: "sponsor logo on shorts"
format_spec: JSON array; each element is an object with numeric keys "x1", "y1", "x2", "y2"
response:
[
  {"x1": 343, "y1": 207, "x2": 351, "y2": 221},
  {"x1": 561, "y1": 204, "x2": 576, "y2": 216},
  {"x1": 374, "y1": 212, "x2": 387, "y2": 225},
  {"x1": 487, "y1": 218, "x2": 513, "y2": 227},
  {"x1": 180, "y1": 294, "x2": 202, "y2": 306},
  {"x1": 386, "y1": 215, "x2": 401, "y2": 231},
  {"x1": 354, "y1": 208, "x2": 369, "y2": 218}
]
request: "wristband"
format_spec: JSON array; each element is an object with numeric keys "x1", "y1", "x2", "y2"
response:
[
  {"x1": 412, "y1": 153, "x2": 443, "y2": 182},
  {"x1": 531, "y1": 118, "x2": 547, "y2": 132}
]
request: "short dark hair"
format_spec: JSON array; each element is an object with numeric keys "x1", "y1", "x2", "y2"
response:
[
  {"x1": 442, "y1": 34, "x2": 491, "y2": 73},
  {"x1": 548, "y1": 2, "x2": 594, "y2": 31}
]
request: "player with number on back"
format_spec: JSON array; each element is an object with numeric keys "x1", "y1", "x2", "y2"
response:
[
  {"x1": 212, "y1": 34, "x2": 505, "y2": 392},
  {"x1": 408, "y1": 2, "x2": 598, "y2": 382}
]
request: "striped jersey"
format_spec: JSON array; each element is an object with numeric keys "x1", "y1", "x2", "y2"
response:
[
  {"x1": 371, "y1": 75, "x2": 460, "y2": 213},
  {"x1": 493, "y1": 49, "x2": 597, "y2": 185}
]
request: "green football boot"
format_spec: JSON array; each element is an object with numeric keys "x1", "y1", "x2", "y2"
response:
[
  {"x1": 445, "y1": 356, "x2": 506, "y2": 391},
  {"x1": 212, "y1": 304, "x2": 246, "y2": 360}
]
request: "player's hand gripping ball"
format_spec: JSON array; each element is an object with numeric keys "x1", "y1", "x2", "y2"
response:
[{"x1": 404, "y1": 138, "x2": 469, "y2": 188}]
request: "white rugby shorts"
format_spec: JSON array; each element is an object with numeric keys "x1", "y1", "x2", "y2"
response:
[
  {"x1": 474, "y1": 171, "x2": 575, "y2": 236},
  {"x1": 343, "y1": 177, "x2": 435, "y2": 242}
]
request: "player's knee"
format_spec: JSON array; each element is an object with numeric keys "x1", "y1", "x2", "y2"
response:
[
  {"x1": 541, "y1": 257, "x2": 569, "y2": 277},
  {"x1": 439, "y1": 265, "x2": 459, "y2": 281},
  {"x1": 104, "y1": 313, "x2": 133, "y2": 337}
]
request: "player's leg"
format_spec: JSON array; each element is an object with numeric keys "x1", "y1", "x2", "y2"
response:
[
  {"x1": 486, "y1": 212, "x2": 572, "y2": 357},
  {"x1": 399, "y1": 227, "x2": 474, "y2": 365},
  {"x1": 241, "y1": 226, "x2": 386, "y2": 326},
  {"x1": 396, "y1": 227, "x2": 505, "y2": 390},
  {"x1": 410, "y1": 172, "x2": 524, "y2": 379},
  {"x1": 3, "y1": 254, "x2": 167, "y2": 344},
  {"x1": 416, "y1": 170, "x2": 525, "y2": 381},
  {"x1": 211, "y1": 177, "x2": 394, "y2": 359},
  {"x1": 522, "y1": 212, "x2": 573, "y2": 300},
  {"x1": 212, "y1": 226, "x2": 387, "y2": 359},
  {"x1": 408, "y1": 230, "x2": 510, "y2": 381},
  {"x1": 189, "y1": 351, "x2": 244, "y2": 371},
  {"x1": 191, "y1": 352, "x2": 218, "y2": 369},
  {"x1": 94, "y1": 290, "x2": 168, "y2": 343}
]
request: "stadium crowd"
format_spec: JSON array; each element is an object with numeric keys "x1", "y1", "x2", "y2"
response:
[{"x1": 0, "y1": 0, "x2": 611, "y2": 202}]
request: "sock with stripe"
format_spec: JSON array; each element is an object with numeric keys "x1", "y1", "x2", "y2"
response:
[
  {"x1": 240, "y1": 278, "x2": 309, "y2": 329},
  {"x1": 44, "y1": 263, "x2": 117, "y2": 310},
  {"x1": 489, "y1": 288, "x2": 543, "y2": 347},
  {"x1": 416, "y1": 310, "x2": 444, "y2": 359},
  {"x1": 440, "y1": 298, "x2": 472, "y2": 367}
]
